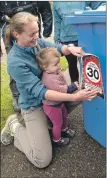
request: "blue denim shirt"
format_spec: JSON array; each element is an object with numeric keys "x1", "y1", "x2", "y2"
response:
[
  {"x1": 7, "y1": 38, "x2": 63, "y2": 109},
  {"x1": 53, "y1": 1, "x2": 105, "y2": 43}
]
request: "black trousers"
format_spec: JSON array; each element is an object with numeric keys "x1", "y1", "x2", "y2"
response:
[{"x1": 62, "y1": 41, "x2": 79, "y2": 82}]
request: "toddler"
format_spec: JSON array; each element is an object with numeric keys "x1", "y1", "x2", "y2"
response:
[{"x1": 37, "y1": 47, "x2": 79, "y2": 146}]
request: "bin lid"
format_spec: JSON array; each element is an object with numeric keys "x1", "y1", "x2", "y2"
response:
[
  {"x1": 64, "y1": 9, "x2": 106, "y2": 24},
  {"x1": 75, "y1": 9, "x2": 106, "y2": 16}
]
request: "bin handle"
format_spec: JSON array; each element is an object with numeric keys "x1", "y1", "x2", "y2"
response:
[{"x1": 77, "y1": 56, "x2": 83, "y2": 89}]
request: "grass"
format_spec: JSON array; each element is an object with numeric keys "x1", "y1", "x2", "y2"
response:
[
  {"x1": 1, "y1": 57, "x2": 68, "y2": 129},
  {"x1": 60, "y1": 56, "x2": 68, "y2": 71},
  {"x1": 1, "y1": 62, "x2": 14, "y2": 129}
]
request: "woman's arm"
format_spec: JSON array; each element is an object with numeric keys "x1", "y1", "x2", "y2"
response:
[
  {"x1": 45, "y1": 88, "x2": 98, "y2": 102},
  {"x1": 39, "y1": 38, "x2": 85, "y2": 57}
]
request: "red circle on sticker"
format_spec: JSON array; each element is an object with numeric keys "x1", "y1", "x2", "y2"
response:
[{"x1": 84, "y1": 59, "x2": 101, "y2": 85}]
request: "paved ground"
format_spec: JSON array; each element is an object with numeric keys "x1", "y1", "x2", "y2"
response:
[{"x1": 1, "y1": 104, "x2": 106, "y2": 178}]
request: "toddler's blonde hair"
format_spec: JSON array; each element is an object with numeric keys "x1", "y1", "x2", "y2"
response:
[{"x1": 36, "y1": 47, "x2": 61, "y2": 70}]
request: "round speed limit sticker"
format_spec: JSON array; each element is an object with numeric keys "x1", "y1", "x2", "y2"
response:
[
  {"x1": 84, "y1": 60, "x2": 101, "y2": 85},
  {"x1": 82, "y1": 54, "x2": 104, "y2": 98}
]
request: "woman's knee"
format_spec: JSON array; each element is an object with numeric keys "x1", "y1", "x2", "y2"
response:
[
  {"x1": 27, "y1": 146, "x2": 52, "y2": 168},
  {"x1": 40, "y1": 149, "x2": 52, "y2": 168}
]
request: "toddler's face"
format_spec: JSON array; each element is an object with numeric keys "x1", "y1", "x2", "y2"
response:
[{"x1": 46, "y1": 56, "x2": 60, "y2": 74}]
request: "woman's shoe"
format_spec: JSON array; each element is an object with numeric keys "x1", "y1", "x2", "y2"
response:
[{"x1": 1, "y1": 114, "x2": 19, "y2": 145}]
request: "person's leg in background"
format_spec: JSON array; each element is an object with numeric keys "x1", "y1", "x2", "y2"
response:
[
  {"x1": 1, "y1": 107, "x2": 52, "y2": 168},
  {"x1": 66, "y1": 53, "x2": 79, "y2": 82},
  {"x1": 63, "y1": 41, "x2": 79, "y2": 82}
]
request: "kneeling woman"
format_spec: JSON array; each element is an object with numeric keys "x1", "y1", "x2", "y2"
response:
[{"x1": 1, "y1": 12, "x2": 98, "y2": 168}]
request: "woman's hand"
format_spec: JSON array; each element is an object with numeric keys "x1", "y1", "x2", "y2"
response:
[
  {"x1": 74, "y1": 88, "x2": 99, "y2": 101},
  {"x1": 62, "y1": 45, "x2": 85, "y2": 57},
  {"x1": 68, "y1": 46, "x2": 85, "y2": 57}
]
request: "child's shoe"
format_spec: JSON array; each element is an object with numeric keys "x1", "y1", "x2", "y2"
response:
[
  {"x1": 61, "y1": 128, "x2": 75, "y2": 138},
  {"x1": 53, "y1": 137, "x2": 70, "y2": 147},
  {"x1": 1, "y1": 114, "x2": 19, "y2": 145}
]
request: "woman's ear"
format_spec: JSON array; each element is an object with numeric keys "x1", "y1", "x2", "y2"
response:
[{"x1": 12, "y1": 31, "x2": 19, "y2": 39}]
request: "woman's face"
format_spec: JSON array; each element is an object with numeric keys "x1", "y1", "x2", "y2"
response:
[{"x1": 14, "y1": 21, "x2": 39, "y2": 47}]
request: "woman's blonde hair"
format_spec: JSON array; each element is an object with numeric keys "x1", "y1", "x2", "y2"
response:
[
  {"x1": 36, "y1": 47, "x2": 61, "y2": 71},
  {"x1": 5, "y1": 12, "x2": 38, "y2": 46}
]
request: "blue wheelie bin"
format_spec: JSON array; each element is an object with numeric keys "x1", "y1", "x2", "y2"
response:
[{"x1": 64, "y1": 9, "x2": 106, "y2": 148}]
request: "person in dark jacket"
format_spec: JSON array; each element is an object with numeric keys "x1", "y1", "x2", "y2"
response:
[
  {"x1": 1, "y1": 1, "x2": 52, "y2": 38},
  {"x1": 1, "y1": 1, "x2": 53, "y2": 112}
]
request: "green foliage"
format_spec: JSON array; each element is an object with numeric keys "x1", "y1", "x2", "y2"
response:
[
  {"x1": 1, "y1": 63, "x2": 14, "y2": 129},
  {"x1": 60, "y1": 56, "x2": 68, "y2": 71}
]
